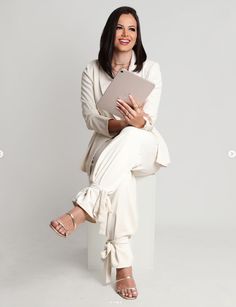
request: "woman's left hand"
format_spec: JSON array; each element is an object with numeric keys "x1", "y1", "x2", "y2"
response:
[{"x1": 116, "y1": 94, "x2": 146, "y2": 128}]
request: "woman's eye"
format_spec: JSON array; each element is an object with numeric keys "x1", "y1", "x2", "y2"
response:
[{"x1": 116, "y1": 26, "x2": 136, "y2": 31}]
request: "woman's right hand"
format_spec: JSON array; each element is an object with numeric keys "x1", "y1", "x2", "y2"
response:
[{"x1": 116, "y1": 95, "x2": 146, "y2": 128}]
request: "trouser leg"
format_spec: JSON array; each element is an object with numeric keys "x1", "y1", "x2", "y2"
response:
[
  {"x1": 100, "y1": 171, "x2": 137, "y2": 283},
  {"x1": 108, "y1": 171, "x2": 138, "y2": 240}
]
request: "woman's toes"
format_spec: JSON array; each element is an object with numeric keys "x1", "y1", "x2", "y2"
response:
[
  {"x1": 54, "y1": 223, "x2": 65, "y2": 234},
  {"x1": 51, "y1": 222, "x2": 58, "y2": 230},
  {"x1": 56, "y1": 224, "x2": 62, "y2": 231},
  {"x1": 52, "y1": 221, "x2": 62, "y2": 231},
  {"x1": 51, "y1": 221, "x2": 58, "y2": 227},
  {"x1": 59, "y1": 226, "x2": 65, "y2": 234}
]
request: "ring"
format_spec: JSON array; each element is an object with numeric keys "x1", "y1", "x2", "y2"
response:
[{"x1": 125, "y1": 112, "x2": 129, "y2": 116}]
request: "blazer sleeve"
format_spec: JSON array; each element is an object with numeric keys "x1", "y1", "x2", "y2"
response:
[
  {"x1": 81, "y1": 65, "x2": 115, "y2": 137},
  {"x1": 141, "y1": 62, "x2": 162, "y2": 131}
]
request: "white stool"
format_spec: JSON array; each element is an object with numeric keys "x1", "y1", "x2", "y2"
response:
[{"x1": 87, "y1": 175, "x2": 157, "y2": 271}]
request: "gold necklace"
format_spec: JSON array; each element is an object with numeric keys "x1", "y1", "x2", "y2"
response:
[{"x1": 112, "y1": 59, "x2": 131, "y2": 73}]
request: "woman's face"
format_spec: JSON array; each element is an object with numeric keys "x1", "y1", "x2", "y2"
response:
[{"x1": 114, "y1": 13, "x2": 137, "y2": 52}]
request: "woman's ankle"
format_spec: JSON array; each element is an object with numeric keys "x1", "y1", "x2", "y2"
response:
[
  {"x1": 116, "y1": 266, "x2": 133, "y2": 278},
  {"x1": 70, "y1": 206, "x2": 87, "y2": 224}
]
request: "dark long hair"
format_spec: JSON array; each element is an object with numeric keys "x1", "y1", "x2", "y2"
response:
[{"x1": 98, "y1": 6, "x2": 147, "y2": 79}]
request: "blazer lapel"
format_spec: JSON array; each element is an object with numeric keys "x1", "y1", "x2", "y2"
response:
[
  {"x1": 99, "y1": 68, "x2": 112, "y2": 96},
  {"x1": 128, "y1": 49, "x2": 137, "y2": 72},
  {"x1": 99, "y1": 49, "x2": 137, "y2": 95}
]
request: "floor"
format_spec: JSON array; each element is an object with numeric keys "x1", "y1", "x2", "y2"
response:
[{"x1": 1, "y1": 224, "x2": 235, "y2": 307}]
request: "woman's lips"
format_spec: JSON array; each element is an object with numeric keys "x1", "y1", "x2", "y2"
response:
[{"x1": 119, "y1": 39, "x2": 130, "y2": 45}]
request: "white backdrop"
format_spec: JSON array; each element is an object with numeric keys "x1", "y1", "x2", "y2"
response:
[{"x1": 0, "y1": 1, "x2": 235, "y2": 306}]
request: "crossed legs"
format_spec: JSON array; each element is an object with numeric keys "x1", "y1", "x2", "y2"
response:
[{"x1": 50, "y1": 126, "x2": 161, "y2": 299}]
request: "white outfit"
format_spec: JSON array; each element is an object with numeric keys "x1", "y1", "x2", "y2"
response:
[{"x1": 72, "y1": 50, "x2": 171, "y2": 284}]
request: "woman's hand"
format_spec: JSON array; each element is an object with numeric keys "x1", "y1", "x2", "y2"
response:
[{"x1": 116, "y1": 94, "x2": 146, "y2": 128}]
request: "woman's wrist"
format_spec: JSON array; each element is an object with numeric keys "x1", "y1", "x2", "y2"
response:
[
  {"x1": 138, "y1": 117, "x2": 146, "y2": 128},
  {"x1": 120, "y1": 119, "x2": 129, "y2": 129},
  {"x1": 108, "y1": 118, "x2": 129, "y2": 134}
]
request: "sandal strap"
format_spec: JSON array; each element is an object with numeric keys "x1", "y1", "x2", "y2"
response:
[
  {"x1": 113, "y1": 275, "x2": 134, "y2": 283},
  {"x1": 66, "y1": 212, "x2": 77, "y2": 230}
]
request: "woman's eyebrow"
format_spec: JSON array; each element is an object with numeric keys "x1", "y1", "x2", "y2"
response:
[{"x1": 117, "y1": 23, "x2": 136, "y2": 27}]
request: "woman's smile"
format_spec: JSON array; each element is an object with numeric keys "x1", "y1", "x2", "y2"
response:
[{"x1": 119, "y1": 39, "x2": 131, "y2": 45}]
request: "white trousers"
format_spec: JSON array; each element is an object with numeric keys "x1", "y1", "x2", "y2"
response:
[{"x1": 72, "y1": 126, "x2": 161, "y2": 284}]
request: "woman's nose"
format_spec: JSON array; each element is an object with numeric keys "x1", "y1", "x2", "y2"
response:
[{"x1": 122, "y1": 28, "x2": 128, "y2": 37}]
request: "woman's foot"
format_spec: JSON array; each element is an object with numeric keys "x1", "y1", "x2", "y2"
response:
[
  {"x1": 50, "y1": 205, "x2": 87, "y2": 237},
  {"x1": 116, "y1": 266, "x2": 138, "y2": 299}
]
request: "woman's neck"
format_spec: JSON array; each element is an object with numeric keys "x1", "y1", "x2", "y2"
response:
[{"x1": 112, "y1": 50, "x2": 132, "y2": 66}]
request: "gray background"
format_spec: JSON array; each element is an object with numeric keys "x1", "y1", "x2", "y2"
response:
[{"x1": 0, "y1": 0, "x2": 235, "y2": 306}]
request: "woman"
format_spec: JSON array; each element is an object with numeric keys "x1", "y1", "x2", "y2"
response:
[{"x1": 50, "y1": 6, "x2": 170, "y2": 300}]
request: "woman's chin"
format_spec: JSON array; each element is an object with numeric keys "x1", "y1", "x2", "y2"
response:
[{"x1": 114, "y1": 46, "x2": 134, "y2": 52}]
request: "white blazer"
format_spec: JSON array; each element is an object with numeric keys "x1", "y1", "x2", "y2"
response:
[{"x1": 80, "y1": 50, "x2": 171, "y2": 174}]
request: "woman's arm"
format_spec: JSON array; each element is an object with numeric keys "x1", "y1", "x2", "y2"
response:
[
  {"x1": 81, "y1": 65, "x2": 117, "y2": 137},
  {"x1": 108, "y1": 118, "x2": 129, "y2": 134}
]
